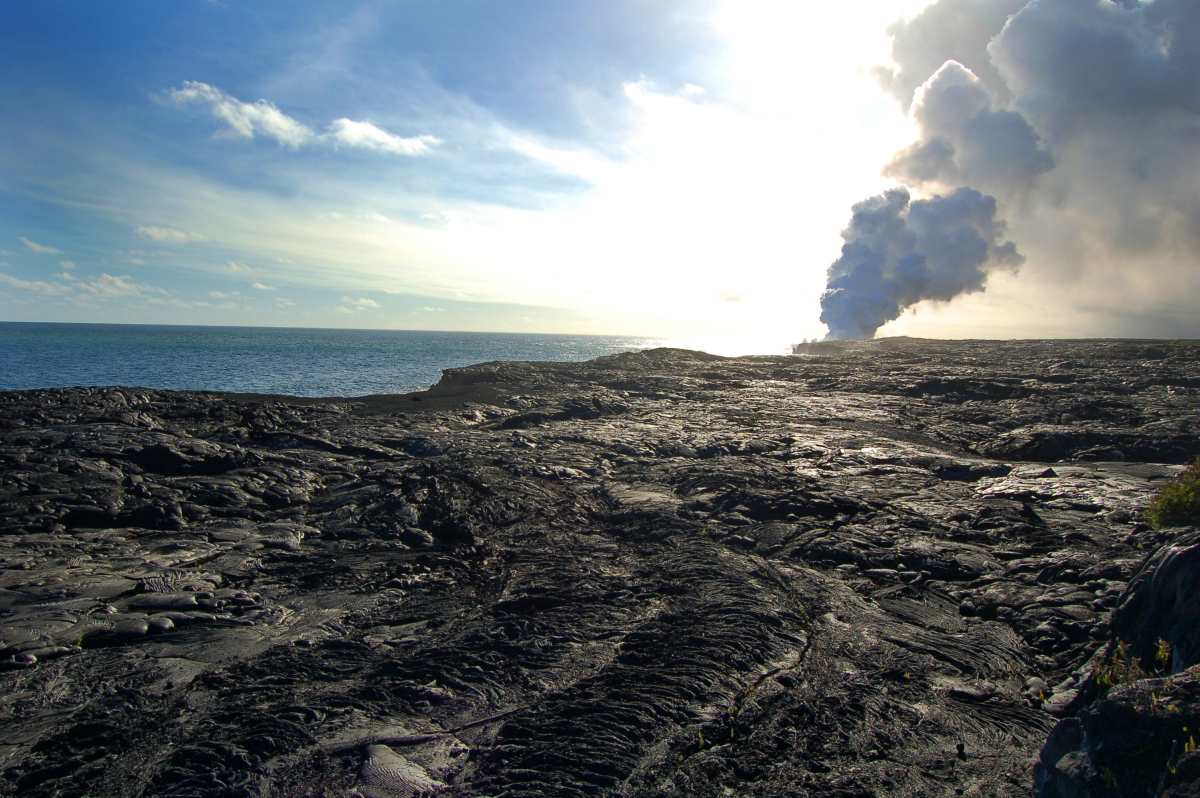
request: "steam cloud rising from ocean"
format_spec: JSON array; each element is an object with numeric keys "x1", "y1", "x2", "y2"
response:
[
  {"x1": 820, "y1": 187, "x2": 1022, "y2": 341},
  {"x1": 821, "y1": 0, "x2": 1200, "y2": 340}
]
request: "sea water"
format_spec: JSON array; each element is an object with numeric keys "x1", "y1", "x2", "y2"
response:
[{"x1": 0, "y1": 322, "x2": 662, "y2": 397}]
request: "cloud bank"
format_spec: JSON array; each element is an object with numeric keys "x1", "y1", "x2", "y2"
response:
[{"x1": 822, "y1": 0, "x2": 1200, "y2": 339}]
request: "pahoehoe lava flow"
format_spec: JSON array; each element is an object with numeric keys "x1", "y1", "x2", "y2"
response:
[{"x1": 1, "y1": 339, "x2": 1198, "y2": 796}]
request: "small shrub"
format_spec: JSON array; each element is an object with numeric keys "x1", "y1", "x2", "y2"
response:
[
  {"x1": 1147, "y1": 459, "x2": 1200, "y2": 529},
  {"x1": 1094, "y1": 639, "x2": 1175, "y2": 696},
  {"x1": 1094, "y1": 640, "x2": 1149, "y2": 690},
  {"x1": 1156, "y1": 639, "x2": 1173, "y2": 671}
]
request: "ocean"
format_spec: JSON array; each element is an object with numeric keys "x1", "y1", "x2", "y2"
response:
[{"x1": 0, "y1": 322, "x2": 663, "y2": 397}]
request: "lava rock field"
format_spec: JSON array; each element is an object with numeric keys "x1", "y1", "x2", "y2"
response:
[{"x1": 1, "y1": 338, "x2": 1198, "y2": 797}]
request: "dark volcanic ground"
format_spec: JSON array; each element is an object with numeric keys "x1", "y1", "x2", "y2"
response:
[{"x1": 1, "y1": 339, "x2": 1198, "y2": 797}]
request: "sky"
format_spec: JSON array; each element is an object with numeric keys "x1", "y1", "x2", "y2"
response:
[{"x1": 2, "y1": 1, "x2": 1196, "y2": 346}]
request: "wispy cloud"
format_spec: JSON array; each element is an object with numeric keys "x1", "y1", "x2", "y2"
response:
[
  {"x1": 336, "y1": 296, "x2": 380, "y2": 313},
  {"x1": 507, "y1": 136, "x2": 615, "y2": 183},
  {"x1": 168, "y1": 81, "x2": 313, "y2": 148},
  {"x1": 59, "y1": 260, "x2": 76, "y2": 270},
  {"x1": 226, "y1": 261, "x2": 252, "y2": 273},
  {"x1": 327, "y1": 118, "x2": 440, "y2": 156},
  {"x1": 18, "y1": 236, "x2": 62, "y2": 255},
  {"x1": 0, "y1": 271, "x2": 162, "y2": 301},
  {"x1": 0, "y1": 272, "x2": 71, "y2": 295},
  {"x1": 136, "y1": 225, "x2": 206, "y2": 243},
  {"x1": 251, "y1": 281, "x2": 274, "y2": 290},
  {"x1": 76, "y1": 273, "x2": 158, "y2": 298},
  {"x1": 168, "y1": 81, "x2": 439, "y2": 156}
]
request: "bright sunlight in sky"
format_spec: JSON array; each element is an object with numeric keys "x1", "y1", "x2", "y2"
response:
[{"x1": 0, "y1": 0, "x2": 990, "y2": 350}]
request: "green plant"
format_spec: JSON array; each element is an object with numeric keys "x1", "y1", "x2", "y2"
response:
[
  {"x1": 1094, "y1": 640, "x2": 1150, "y2": 690},
  {"x1": 1147, "y1": 459, "x2": 1200, "y2": 529},
  {"x1": 1156, "y1": 639, "x2": 1173, "y2": 671}
]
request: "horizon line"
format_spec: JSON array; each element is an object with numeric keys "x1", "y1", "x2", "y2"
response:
[{"x1": 0, "y1": 318, "x2": 665, "y2": 339}]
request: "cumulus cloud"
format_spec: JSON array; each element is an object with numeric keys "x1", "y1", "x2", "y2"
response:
[
  {"x1": 168, "y1": 81, "x2": 438, "y2": 156},
  {"x1": 18, "y1": 237, "x2": 62, "y2": 254},
  {"x1": 336, "y1": 296, "x2": 381, "y2": 313},
  {"x1": 136, "y1": 225, "x2": 206, "y2": 243},
  {"x1": 820, "y1": 188, "x2": 1021, "y2": 341}
]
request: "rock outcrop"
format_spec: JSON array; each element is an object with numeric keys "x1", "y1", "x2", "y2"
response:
[{"x1": 1036, "y1": 530, "x2": 1200, "y2": 798}]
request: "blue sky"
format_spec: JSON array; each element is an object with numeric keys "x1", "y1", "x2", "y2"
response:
[{"x1": 1, "y1": 0, "x2": 937, "y2": 344}]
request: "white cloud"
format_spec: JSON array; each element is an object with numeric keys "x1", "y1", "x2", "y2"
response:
[
  {"x1": 168, "y1": 81, "x2": 314, "y2": 148},
  {"x1": 136, "y1": 225, "x2": 206, "y2": 243},
  {"x1": 77, "y1": 273, "x2": 152, "y2": 298},
  {"x1": 274, "y1": 297, "x2": 296, "y2": 310},
  {"x1": 251, "y1": 281, "x2": 274, "y2": 290},
  {"x1": 78, "y1": 9, "x2": 927, "y2": 341},
  {"x1": 326, "y1": 118, "x2": 440, "y2": 156},
  {"x1": 336, "y1": 296, "x2": 380, "y2": 313},
  {"x1": 0, "y1": 272, "x2": 71, "y2": 295},
  {"x1": 226, "y1": 261, "x2": 252, "y2": 273},
  {"x1": 18, "y1": 237, "x2": 62, "y2": 255},
  {"x1": 419, "y1": 306, "x2": 446, "y2": 313},
  {"x1": 0, "y1": 271, "x2": 165, "y2": 303},
  {"x1": 168, "y1": 82, "x2": 439, "y2": 157},
  {"x1": 59, "y1": 259, "x2": 77, "y2": 270},
  {"x1": 507, "y1": 136, "x2": 614, "y2": 183},
  {"x1": 208, "y1": 290, "x2": 240, "y2": 299}
]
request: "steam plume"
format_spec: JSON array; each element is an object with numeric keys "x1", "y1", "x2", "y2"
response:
[
  {"x1": 820, "y1": 0, "x2": 1200, "y2": 340},
  {"x1": 820, "y1": 188, "x2": 1021, "y2": 340}
]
